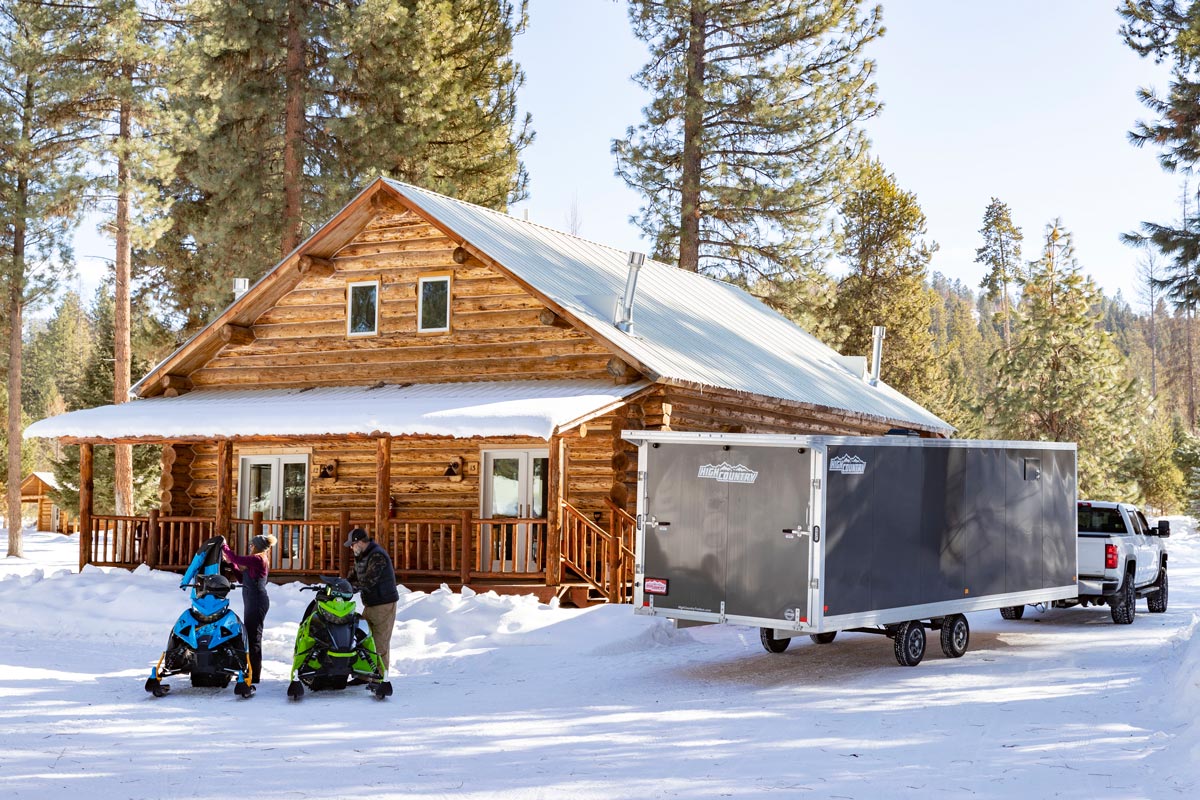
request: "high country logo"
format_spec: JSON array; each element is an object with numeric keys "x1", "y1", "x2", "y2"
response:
[
  {"x1": 697, "y1": 462, "x2": 759, "y2": 484},
  {"x1": 830, "y1": 454, "x2": 867, "y2": 475}
]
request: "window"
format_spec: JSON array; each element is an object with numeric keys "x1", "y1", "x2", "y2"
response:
[
  {"x1": 418, "y1": 275, "x2": 451, "y2": 332},
  {"x1": 347, "y1": 280, "x2": 379, "y2": 336}
]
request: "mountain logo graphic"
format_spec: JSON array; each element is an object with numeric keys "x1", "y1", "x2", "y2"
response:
[
  {"x1": 830, "y1": 454, "x2": 867, "y2": 475},
  {"x1": 697, "y1": 462, "x2": 759, "y2": 484}
]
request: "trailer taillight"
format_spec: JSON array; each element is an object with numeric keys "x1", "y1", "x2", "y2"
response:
[{"x1": 1105, "y1": 544, "x2": 1118, "y2": 569}]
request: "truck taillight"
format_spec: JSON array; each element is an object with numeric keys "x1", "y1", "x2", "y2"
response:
[{"x1": 1105, "y1": 544, "x2": 1118, "y2": 569}]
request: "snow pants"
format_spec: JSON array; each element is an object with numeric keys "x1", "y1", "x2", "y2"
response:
[
  {"x1": 242, "y1": 579, "x2": 270, "y2": 684},
  {"x1": 363, "y1": 601, "x2": 397, "y2": 677}
]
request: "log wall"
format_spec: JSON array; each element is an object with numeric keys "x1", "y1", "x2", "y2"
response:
[{"x1": 187, "y1": 208, "x2": 614, "y2": 389}]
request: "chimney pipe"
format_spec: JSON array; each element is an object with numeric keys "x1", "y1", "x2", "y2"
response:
[
  {"x1": 614, "y1": 251, "x2": 646, "y2": 332},
  {"x1": 869, "y1": 325, "x2": 886, "y2": 386}
]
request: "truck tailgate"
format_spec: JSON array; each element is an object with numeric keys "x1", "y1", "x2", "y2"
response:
[{"x1": 1077, "y1": 536, "x2": 1108, "y2": 577}]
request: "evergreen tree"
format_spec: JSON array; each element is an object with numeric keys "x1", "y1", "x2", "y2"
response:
[
  {"x1": 831, "y1": 159, "x2": 945, "y2": 410},
  {"x1": 1, "y1": 0, "x2": 92, "y2": 555},
  {"x1": 988, "y1": 221, "x2": 1138, "y2": 498},
  {"x1": 613, "y1": 0, "x2": 881, "y2": 321},
  {"x1": 929, "y1": 274, "x2": 989, "y2": 435},
  {"x1": 975, "y1": 198, "x2": 1023, "y2": 348},
  {"x1": 51, "y1": 288, "x2": 160, "y2": 517},
  {"x1": 149, "y1": 0, "x2": 531, "y2": 330},
  {"x1": 1126, "y1": 405, "x2": 1185, "y2": 513}
]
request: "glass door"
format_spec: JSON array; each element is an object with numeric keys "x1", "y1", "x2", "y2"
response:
[
  {"x1": 481, "y1": 450, "x2": 549, "y2": 572},
  {"x1": 238, "y1": 455, "x2": 309, "y2": 568}
]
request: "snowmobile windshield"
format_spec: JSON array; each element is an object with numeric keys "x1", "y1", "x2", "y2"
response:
[
  {"x1": 320, "y1": 576, "x2": 354, "y2": 599},
  {"x1": 318, "y1": 597, "x2": 357, "y2": 624},
  {"x1": 196, "y1": 574, "x2": 232, "y2": 600},
  {"x1": 181, "y1": 536, "x2": 226, "y2": 589}
]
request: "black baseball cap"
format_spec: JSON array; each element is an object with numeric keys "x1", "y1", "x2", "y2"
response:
[{"x1": 344, "y1": 528, "x2": 369, "y2": 547}]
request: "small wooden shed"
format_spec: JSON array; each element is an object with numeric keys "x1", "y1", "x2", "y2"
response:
[{"x1": 19, "y1": 472, "x2": 73, "y2": 534}]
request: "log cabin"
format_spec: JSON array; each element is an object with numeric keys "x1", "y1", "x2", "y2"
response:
[
  {"x1": 18, "y1": 472, "x2": 74, "y2": 534},
  {"x1": 26, "y1": 178, "x2": 951, "y2": 604}
]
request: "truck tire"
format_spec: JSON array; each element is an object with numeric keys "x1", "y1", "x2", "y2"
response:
[
  {"x1": 1147, "y1": 564, "x2": 1168, "y2": 614},
  {"x1": 809, "y1": 632, "x2": 837, "y2": 645},
  {"x1": 1000, "y1": 605, "x2": 1024, "y2": 620},
  {"x1": 1110, "y1": 569, "x2": 1137, "y2": 625},
  {"x1": 940, "y1": 614, "x2": 970, "y2": 658},
  {"x1": 759, "y1": 627, "x2": 790, "y2": 654},
  {"x1": 893, "y1": 621, "x2": 926, "y2": 667}
]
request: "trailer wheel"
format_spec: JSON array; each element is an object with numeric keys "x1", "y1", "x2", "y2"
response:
[
  {"x1": 1110, "y1": 570, "x2": 1137, "y2": 625},
  {"x1": 759, "y1": 627, "x2": 790, "y2": 654},
  {"x1": 939, "y1": 614, "x2": 969, "y2": 658},
  {"x1": 1147, "y1": 564, "x2": 1168, "y2": 614},
  {"x1": 999, "y1": 605, "x2": 1025, "y2": 621},
  {"x1": 809, "y1": 632, "x2": 837, "y2": 645},
  {"x1": 893, "y1": 621, "x2": 926, "y2": 667}
]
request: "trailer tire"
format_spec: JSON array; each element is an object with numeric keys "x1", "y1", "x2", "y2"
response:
[
  {"x1": 939, "y1": 614, "x2": 970, "y2": 658},
  {"x1": 1148, "y1": 564, "x2": 1168, "y2": 614},
  {"x1": 809, "y1": 632, "x2": 837, "y2": 645},
  {"x1": 1111, "y1": 569, "x2": 1137, "y2": 625},
  {"x1": 999, "y1": 605, "x2": 1025, "y2": 620},
  {"x1": 893, "y1": 621, "x2": 926, "y2": 667},
  {"x1": 759, "y1": 627, "x2": 790, "y2": 654}
]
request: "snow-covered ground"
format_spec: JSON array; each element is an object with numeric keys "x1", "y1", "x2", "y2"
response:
[{"x1": 1, "y1": 522, "x2": 1198, "y2": 800}]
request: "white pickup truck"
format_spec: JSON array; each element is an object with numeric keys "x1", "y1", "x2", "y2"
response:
[{"x1": 1000, "y1": 500, "x2": 1169, "y2": 624}]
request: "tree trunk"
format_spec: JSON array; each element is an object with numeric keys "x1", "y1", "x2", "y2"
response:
[
  {"x1": 114, "y1": 90, "x2": 133, "y2": 516},
  {"x1": 281, "y1": 0, "x2": 305, "y2": 257},
  {"x1": 677, "y1": 0, "x2": 707, "y2": 272},
  {"x1": 6, "y1": 77, "x2": 33, "y2": 558},
  {"x1": 1188, "y1": 303, "x2": 1196, "y2": 432}
]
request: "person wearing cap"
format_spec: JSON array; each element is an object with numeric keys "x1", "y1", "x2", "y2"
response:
[
  {"x1": 221, "y1": 533, "x2": 276, "y2": 685},
  {"x1": 345, "y1": 527, "x2": 399, "y2": 677}
]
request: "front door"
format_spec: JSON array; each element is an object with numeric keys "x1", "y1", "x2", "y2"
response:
[
  {"x1": 238, "y1": 455, "x2": 309, "y2": 569},
  {"x1": 481, "y1": 450, "x2": 549, "y2": 572}
]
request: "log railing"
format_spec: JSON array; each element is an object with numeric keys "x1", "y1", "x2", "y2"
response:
[
  {"x1": 560, "y1": 501, "x2": 634, "y2": 603},
  {"x1": 87, "y1": 515, "x2": 149, "y2": 567},
  {"x1": 152, "y1": 516, "x2": 215, "y2": 569},
  {"x1": 383, "y1": 514, "x2": 470, "y2": 581},
  {"x1": 473, "y1": 517, "x2": 548, "y2": 580}
]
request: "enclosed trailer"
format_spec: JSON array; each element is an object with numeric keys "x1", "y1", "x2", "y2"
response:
[{"x1": 624, "y1": 432, "x2": 1077, "y2": 666}]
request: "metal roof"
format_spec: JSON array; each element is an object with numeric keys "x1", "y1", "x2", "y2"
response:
[
  {"x1": 25, "y1": 380, "x2": 651, "y2": 442},
  {"x1": 385, "y1": 179, "x2": 953, "y2": 434}
]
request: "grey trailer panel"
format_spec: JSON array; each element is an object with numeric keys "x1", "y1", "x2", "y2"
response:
[
  {"x1": 1042, "y1": 449, "x2": 1077, "y2": 587},
  {"x1": 642, "y1": 443, "x2": 729, "y2": 614},
  {"x1": 1005, "y1": 450, "x2": 1044, "y2": 591},
  {"x1": 962, "y1": 448, "x2": 1008, "y2": 597},
  {"x1": 724, "y1": 446, "x2": 811, "y2": 621}
]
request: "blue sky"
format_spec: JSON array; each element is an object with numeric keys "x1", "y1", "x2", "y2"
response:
[
  {"x1": 509, "y1": 0, "x2": 1179, "y2": 303},
  {"x1": 69, "y1": 0, "x2": 1177, "y2": 309}
]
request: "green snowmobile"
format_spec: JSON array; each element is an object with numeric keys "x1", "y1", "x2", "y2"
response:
[{"x1": 287, "y1": 576, "x2": 392, "y2": 700}]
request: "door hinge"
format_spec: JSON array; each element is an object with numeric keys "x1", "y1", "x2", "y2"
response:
[
  {"x1": 809, "y1": 578, "x2": 819, "y2": 589},
  {"x1": 811, "y1": 478, "x2": 821, "y2": 490}
]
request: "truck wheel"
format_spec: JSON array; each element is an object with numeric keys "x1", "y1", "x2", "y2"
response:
[
  {"x1": 1000, "y1": 605, "x2": 1025, "y2": 620},
  {"x1": 809, "y1": 632, "x2": 837, "y2": 645},
  {"x1": 1147, "y1": 564, "x2": 1168, "y2": 614},
  {"x1": 939, "y1": 614, "x2": 970, "y2": 658},
  {"x1": 759, "y1": 627, "x2": 790, "y2": 654},
  {"x1": 1110, "y1": 570, "x2": 1137, "y2": 625},
  {"x1": 893, "y1": 621, "x2": 926, "y2": 667}
]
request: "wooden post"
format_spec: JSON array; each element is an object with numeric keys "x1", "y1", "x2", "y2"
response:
[
  {"x1": 545, "y1": 436, "x2": 565, "y2": 587},
  {"x1": 251, "y1": 510, "x2": 263, "y2": 543},
  {"x1": 459, "y1": 509, "x2": 472, "y2": 587},
  {"x1": 375, "y1": 436, "x2": 391, "y2": 545},
  {"x1": 215, "y1": 440, "x2": 233, "y2": 538},
  {"x1": 146, "y1": 508, "x2": 160, "y2": 569},
  {"x1": 339, "y1": 509, "x2": 352, "y2": 578},
  {"x1": 79, "y1": 443, "x2": 94, "y2": 572}
]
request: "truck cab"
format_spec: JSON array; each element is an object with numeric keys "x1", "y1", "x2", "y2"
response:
[{"x1": 1074, "y1": 500, "x2": 1169, "y2": 624}]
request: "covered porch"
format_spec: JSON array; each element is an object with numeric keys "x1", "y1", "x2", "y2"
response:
[{"x1": 27, "y1": 381, "x2": 646, "y2": 605}]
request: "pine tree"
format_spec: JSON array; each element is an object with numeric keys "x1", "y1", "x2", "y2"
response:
[
  {"x1": 149, "y1": 0, "x2": 531, "y2": 330},
  {"x1": 1, "y1": 0, "x2": 92, "y2": 555},
  {"x1": 831, "y1": 159, "x2": 944, "y2": 410},
  {"x1": 613, "y1": 0, "x2": 881, "y2": 319},
  {"x1": 988, "y1": 221, "x2": 1138, "y2": 498},
  {"x1": 50, "y1": 288, "x2": 160, "y2": 517},
  {"x1": 975, "y1": 198, "x2": 1024, "y2": 348},
  {"x1": 929, "y1": 274, "x2": 989, "y2": 435},
  {"x1": 1127, "y1": 405, "x2": 1185, "y2": 513}
]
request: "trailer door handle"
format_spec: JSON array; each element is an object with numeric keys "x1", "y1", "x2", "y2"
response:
[{"x1": 813, "y1": 525, "x2": 820, "y2": 543}]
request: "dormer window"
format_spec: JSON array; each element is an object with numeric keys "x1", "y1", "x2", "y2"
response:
[
  {"x1": 347, "y1": 280, "x2": 379, "y2": 337},
  {"x1": 418, "y1": 274, "x2": 451, "y2": 333}
]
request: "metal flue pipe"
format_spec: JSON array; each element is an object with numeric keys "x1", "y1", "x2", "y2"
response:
[
  {"x1": 615, "y1": 251, "x2": 646, "y2": 332},
  {"x1": 869, "y1": 325, "x2": 886, "y2": 386}
]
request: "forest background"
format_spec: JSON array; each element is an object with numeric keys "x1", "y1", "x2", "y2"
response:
[{"x1": 3, "y1": 1, "x2": 1199, "y2": 550}]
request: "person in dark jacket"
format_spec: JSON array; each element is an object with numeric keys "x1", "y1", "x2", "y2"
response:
[
  {"x1": 221, "y1": 533, "x2": 276, "y2": 685},
  {"x1": 345, "y1": 528, "x2": 398, "y2": 677}
]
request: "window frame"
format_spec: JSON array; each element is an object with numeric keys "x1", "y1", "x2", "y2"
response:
[
  {"x1": 417, "y1": 272, "x2": 452, "y2": 334},
  {"x1": 346, "y1": 279, "x2": 380, "y2": 338}
]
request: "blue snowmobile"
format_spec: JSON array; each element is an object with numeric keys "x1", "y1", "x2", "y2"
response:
[{"x1": 145, "y1": 536, "x2": 255, "y2": 698}]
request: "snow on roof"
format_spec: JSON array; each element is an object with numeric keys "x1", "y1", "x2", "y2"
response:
[
  {"x1": 385, "y1": 180, "x2": 953, "y2": 435},
  {"x1": 32, "y1": 472, "x2": 59, "y2": 490},
  {"x1": 24, "y1": 380, "x2": 649, "y2": 442}
]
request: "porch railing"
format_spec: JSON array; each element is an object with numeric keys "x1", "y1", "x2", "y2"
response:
[{"x1": 82, "y1": 506, "x2": 633, "y2": 602}]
